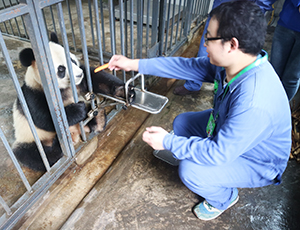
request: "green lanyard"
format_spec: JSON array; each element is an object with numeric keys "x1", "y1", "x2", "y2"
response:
[{"x1": 206, "y1": 53, "x2": 268, "y2": 137}]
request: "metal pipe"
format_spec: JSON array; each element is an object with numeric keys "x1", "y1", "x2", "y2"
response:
[
  {"x1": 118, "y1": 0, "x2": 126, "y2": 82},
  {"x1": 0, "y1": 29, "x2": 52, "y2": 171},
  {"x1": 163, "y1": 0, "x2": 172, "y2": 53},
  {"x1": 129, "y1": 0, "x2": 134, "y2": 79},
  {"x1": 93, "y1": 0, "x2": 104, "y2": 65},
  {"x1": 136, "y1": 0, "x2": 143, "y2": 58},
  {"x1": 57, "y1": 2, "x2": 87, "y2": 142},
  {"x1": 0, "y1": 127, "x2": 32, "y2": 193},
  {"x1": 158, "y1": 0, "x2": 166, "y2": 56}
]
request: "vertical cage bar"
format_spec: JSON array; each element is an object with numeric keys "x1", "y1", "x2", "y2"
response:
[
  {"x1": 163, "y1": 0, "x2": 171, "y2": 53},
  {"x1": 27, "y1": 0, "x2": 75, "y2": 159},
  {"x1": 108, "y1": 0, "x2": 116, "y2": 76},
  {"x1": 0, "y1": 29, "x2": 52, "y2": 171},
  {"x1": 1, "y1": 0, "x2": 14, "y2": 34},
  {"x1": 0, "y1": 128, "x2": 32, "y2": 193},
  {"x1": 75, "y1": 0, "x2": 96, "y2": 110},
  {"x1": 66, "y1": 0, "x2": 77, "y2": 51},
  {"x1": 118, "y1": 0, "x2": 126, "y2": 82},
  {"x1": 56, "y1": 2, "x2": 87, "y2": 142},
  {"x1": 145, "y1": 0, "x2": 150, "y2": 55},
  {"x1": 136, "y1": 0, "x2": 143, "y2": 58},
  {"x1": 49, "y1": 5, "x2": 57, "y2": 34},
  {"x1": 179, "y1": 0, "x2": 187, "y2": 40},
  {"x1": 168, "y1": 0, "x2": 176, "y2": 49},
  {"x1": 129, "y1": 0, "x2": 134, "y2": 78},
  {"x1": 8, "y1": 0, "x2": 22, "y2": 37},
  {"x1": 88, "y1": 0, "x2": 96, "y2": 48},
  {"x1": 174, "y1": 0, "x2": 182, "y2": 43},
  {"x1": 150, "y1": 0, "x2": 159, "y2": 48},
  {"x1": 158, "y1": 0, "x2": 166, "y2": 56},
  {"x1": 124, "y1": 0, "x2": 128, "y2": 57},
  {"x1": 93, "y1": 0, "x2": 104, "y2": 65},
  {"x1": 0, "y1": 194, "x2": 11, "y2": 216},
  {"x1": 99, "y1": 0, "x2": 106, "y2": 53}
]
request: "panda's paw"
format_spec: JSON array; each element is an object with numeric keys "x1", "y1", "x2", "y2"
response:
[
  {"x1": 114, "y1": 85, "x2": 136, "y2": 104},
  {"x1": 69, "y1": 124, "x2": 81, "y2": 145},
  {"x1": 65, "y1": 101, "x2": 87, "y2": 126},
  {"x1": 127, "y1": 86, "x2": 136, "y2": 104},
  {"x1": 74, "y1": 101, "x2": 87, "y2": 122},
  {"x1": 88, "y1": 108, "x2": 107, "y2": 133},
  {"x1": 95, "y1": 109, "x2": 107, "y2": 133},
  {"x1": 76, "y1": 101, "x2": 86, "y2": 112}
]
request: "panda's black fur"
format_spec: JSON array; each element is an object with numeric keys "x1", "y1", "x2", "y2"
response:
[
  {"x1": 13, "y1": 32, "x2": 134, "y2": 171},
  {"x1": 79, "y1": 65, "x2": 135, "y2": 102}
]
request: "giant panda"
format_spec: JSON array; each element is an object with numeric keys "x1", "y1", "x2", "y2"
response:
[{"x1": 13, "y1": 32, "x2": 135, "y2": 171}]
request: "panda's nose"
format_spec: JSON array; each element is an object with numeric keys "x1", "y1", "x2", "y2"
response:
[{"x1": 76, "y1": 73, "x2": 83, "y2": 78}]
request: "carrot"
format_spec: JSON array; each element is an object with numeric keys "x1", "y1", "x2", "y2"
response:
[{"x1": 94, "y1": 63, "x2": 109, "y2": 73}]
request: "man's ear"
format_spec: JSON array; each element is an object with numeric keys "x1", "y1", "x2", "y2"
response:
[{"x1": 230, "y1": 37, "x2": 239, "y2": 51}]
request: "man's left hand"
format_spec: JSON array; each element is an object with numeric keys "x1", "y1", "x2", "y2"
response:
[{"x1": 142, "y1": 126, "x2": 169, "y2": 150}]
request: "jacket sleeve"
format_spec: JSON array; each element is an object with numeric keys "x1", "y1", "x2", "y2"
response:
[
  {"x1": 138, "y1": 56, "x2": 217, "y2": 84},
  {"x1": 163, "y1": 99, "x2": 273, "y2": 166}
]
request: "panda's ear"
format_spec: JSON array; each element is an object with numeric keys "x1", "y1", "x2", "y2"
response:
[
  {"x1": 19, "y1": 48, "x2": 35, "y2": 67},
  {"x1": 50, "y1": 32, "x2": 59, "y2": 44}
]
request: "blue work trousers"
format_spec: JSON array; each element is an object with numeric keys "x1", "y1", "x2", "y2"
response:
[
  {"x1": 270, "y1": 24, "x2": 300, "y2": 101},
  {"x1": 173, "y1": 110, "x2": 274, "y2": 210}
]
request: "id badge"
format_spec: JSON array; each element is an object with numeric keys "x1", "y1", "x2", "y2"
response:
[
  {"x1": 206, "y1": 112, "x2": 215, "y2": 137},
  {"x1": 214, "y1": 80, "x2": 219, "y2": 95}
]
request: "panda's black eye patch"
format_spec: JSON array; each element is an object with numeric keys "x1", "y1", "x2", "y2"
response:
[
  {"x1": 57, "y1": 65, "x2": 66, "y2": 79},
  {"x1": 71, "y1": 58, "x2": 77, "y2": 66}
]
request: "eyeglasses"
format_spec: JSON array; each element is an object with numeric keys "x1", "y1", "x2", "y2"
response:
[{"x1": 204, "y1": 33, "x2": 224, "y2": 45}]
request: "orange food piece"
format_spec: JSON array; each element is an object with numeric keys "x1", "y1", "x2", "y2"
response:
[{"x1": 94, "y1": 63, "x2": 109, "y2": 73}]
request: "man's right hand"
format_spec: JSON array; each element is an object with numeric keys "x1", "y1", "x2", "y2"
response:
[{"x1": 108, "y1": 55, "x2": 139, "y2": 72}]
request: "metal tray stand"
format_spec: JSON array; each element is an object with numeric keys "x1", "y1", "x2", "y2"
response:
[{"x1": 96, "y1": 73, "x2": 169, "y2": 114}]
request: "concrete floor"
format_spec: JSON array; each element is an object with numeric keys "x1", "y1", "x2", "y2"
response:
[{"x1": 60, "y1": 80, "x2": 300, "y2": 230}]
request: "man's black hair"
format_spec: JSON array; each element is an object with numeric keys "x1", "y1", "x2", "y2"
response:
[{"x1": 210, "y1": 0, "x2": 267, "y2": 56}]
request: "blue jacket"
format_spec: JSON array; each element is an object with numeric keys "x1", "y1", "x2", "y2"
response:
[
  {"x1": 139, "y1": 50, "x2": 291, "y2": 182},
  {"x1": 278, "y1": 0, "x2": 300, "y2": 32},
  {"x1": 212, "y1": 0, "x2": 276, "y2": 12}
]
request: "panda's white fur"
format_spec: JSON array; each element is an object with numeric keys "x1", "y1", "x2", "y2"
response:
[
  {"x1": 13, "y1": 33, "x2": 107, "y2": 171},
  {"x1": 13, "y1": 41, "x2": 84, "y2": 147},
  {"x1": 13, "y1": 105, "x2": 56, "y2": 145},
  {"x1": 48, "y1": 41, "x2": 83, "y2": 88},
  {"x1": 13, "y1": 32, "x2": 136, "y2": 171}
]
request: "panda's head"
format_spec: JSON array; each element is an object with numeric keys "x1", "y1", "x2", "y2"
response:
[{"x1": 19, "y1": 33, "x2": 83, "y2": 90}]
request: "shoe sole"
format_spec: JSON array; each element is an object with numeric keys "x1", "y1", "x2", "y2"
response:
[{"x1": 193, "y1": 195, "x2": 239, "y2": 221}]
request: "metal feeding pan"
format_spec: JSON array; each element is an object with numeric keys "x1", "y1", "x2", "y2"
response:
[
  {"x1": 97, "y1": 73, "x2": 169, "y2": 114},
  {"x1": 125, "y1": 73, "x2": 168, "y2": 114},
  {"x1": 131, "y1": 88, "x2": 169, "y2": 114}
]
